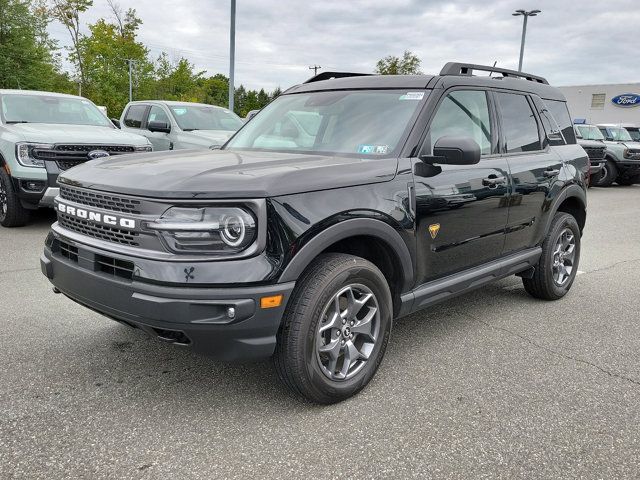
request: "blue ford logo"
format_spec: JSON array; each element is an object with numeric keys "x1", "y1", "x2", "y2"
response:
[
  {"x1": 611, "y1": 93, "x2": 640, "y2": 108},
  {"x1": 87, "y1": 149, "x2": 110, "y2": 160}
]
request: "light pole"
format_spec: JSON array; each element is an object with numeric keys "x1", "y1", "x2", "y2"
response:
[
  {"x1": 512, "y1": 9, "x2": 541, "y2": 72},
  {"x1": 229, "y1": 0, "x2": 236, "y2": 113}
]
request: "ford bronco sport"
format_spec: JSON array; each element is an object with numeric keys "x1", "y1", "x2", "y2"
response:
[
  {"x1": 0, "y1": 90, "x2": 152, "y2": 227},
  {"x1": 41, "y1": 63, "x2": 588, "y2": 404}
]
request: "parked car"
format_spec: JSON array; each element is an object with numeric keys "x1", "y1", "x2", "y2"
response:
[
  {"x1": 42, "y1": 63, "x2": 588, "y2": 403},
  {"x1": 573, "y1": 124, "x2": 607, "y2": 185},
  {"x1": 595, "y1": 124, "x2": 640, "y2": 186},
  {"x1": 0, "y1": 89, "x2": 152, "y2": 227},
  {"x1": 118, "y1": 101, "x2": 243, "y2": 151}
]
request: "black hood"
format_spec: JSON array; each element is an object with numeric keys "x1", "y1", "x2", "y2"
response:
[{"x1": 58, "y1": 149, "x2": 398, "y2": 199}]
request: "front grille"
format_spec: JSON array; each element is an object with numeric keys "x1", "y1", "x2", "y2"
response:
[
  {"x1": 583, "y1": 147, "x2": 606, "y2": 161},
  {"x1": 59, "y1": 185, "x2": 141, "y2": 214},
  {"x1": 32, "y1": 144, "x2": 137, "y2": 171},
  {"x1": 58, "y1": 212, "x2": 139, "y2": 246},
  {"x1": 59, "y1": 241, "x2": 79, "y2": 262},
  {"x1": 96, "y1": 254, "x2": 135, "y2": 280}
]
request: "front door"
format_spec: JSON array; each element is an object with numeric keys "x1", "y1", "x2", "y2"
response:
[
  {"x1": 144, "y1": 105, "x2": 173, "y2": 151},
  {"x1": 412, "y1": 89, "x2": 510, "y2": 285}
]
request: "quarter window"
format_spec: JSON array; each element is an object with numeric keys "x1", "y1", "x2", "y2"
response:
[
  {"x1": 426, "y1": 90, "x2": 492, "y2": 155},
  {"x1": 123, "y1": 105, "x2": 147, "y2": 128},
  {"x1": 543, "y1": 99, "x2": 576, "y2": 144},
  {"x1": 496, "y1": 93, "x2": 541, "y2": 153}
]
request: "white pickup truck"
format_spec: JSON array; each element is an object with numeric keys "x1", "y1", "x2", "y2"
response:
[{"x1": 0, "y1": 89, "x2": 152, "y2": 227}]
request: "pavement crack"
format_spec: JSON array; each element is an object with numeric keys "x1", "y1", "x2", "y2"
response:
[
  {"x1": 474, "y1": 318, "x2": 640, "y2": 388},
  {"x1": 0, "y1": 267, "x2": 40, "y2": 275},
  {"x1": 582, "y1": 257, "x2": 640, "y2": 275}
]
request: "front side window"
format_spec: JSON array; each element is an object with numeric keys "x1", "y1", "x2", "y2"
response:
[
  {"x1": 543, "y1": 99, "x2": 576, "y2": 144},
  {"x1": 169, "y1": 105, "x2": 243, "y2": 132},
  {"x1": 124, "y1": 105, "x2": 147, "y2": 128},
  {"x1": 1, "y1": 94, "x2": 112, "y2": 127},
  {"x1": 148, "y1": 105, "x2": 170, "y2": 126},
  {"x1": 425, "y1": 90, "x2": 492, "y2": 155},
  {"x1": 496, "y1": 93, "x2": 541, "y2": 153},
  {"x1": 226, "y1": 89, "x2": 427, "y2": 156}
]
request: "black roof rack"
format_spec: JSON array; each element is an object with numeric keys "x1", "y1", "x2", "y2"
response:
[
  {"x1": 439, "y1": 62, "x2": 549, "y2": 85},
  {"x1": 304, "y1": 71, "x2": 372, "y2": 84}
]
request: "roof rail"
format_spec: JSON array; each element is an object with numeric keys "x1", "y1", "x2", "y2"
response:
[
  {"x1": 304, "y1": 71, "x2": 372, "y2": 84},
  {"x1": 439, "y1": 62, "x2": 549, "y2": 85}
]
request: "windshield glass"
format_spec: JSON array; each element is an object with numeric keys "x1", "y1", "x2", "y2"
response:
[
  {"x1": 225, "y1": 89, "x2": 427, "y2": 156},
  {"x1": 1, "y1": 94, "x2": 112, "y2": 127},
  {"x1": 626, "y1": 128, "x2": 640, "y2": 141},
  {"x1": 607, "y1": 126, "x2": 633, "y2": 141},
  {"x1": 169, "y1": 105, "x2": 243, "y2": 131},
  {"x1": 576, "y1": 125, "x2": 604, "y2": 141}
]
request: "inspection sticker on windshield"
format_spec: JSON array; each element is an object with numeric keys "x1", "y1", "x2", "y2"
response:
[
  {"x1": 399, "y1": 92, "x2": 424, "y2": 101},
  {"x1": 358, "y1": 144, "x2": 389, "y2": 155}
]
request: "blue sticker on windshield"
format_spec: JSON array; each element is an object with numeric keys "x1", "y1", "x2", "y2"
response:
[{"x1": 358, "y1": 144, "x2": 389, "y2": 154}]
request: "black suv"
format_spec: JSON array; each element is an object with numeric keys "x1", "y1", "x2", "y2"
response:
[{"x1": 41, "y1": 63, "x2": 588, "y2": 404}]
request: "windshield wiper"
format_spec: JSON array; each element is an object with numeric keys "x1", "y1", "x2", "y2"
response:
[{"x1": 6, "y1": 120, "x2": 30, "y2": 124}]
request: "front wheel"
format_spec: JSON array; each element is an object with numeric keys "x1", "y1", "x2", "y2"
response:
[
  {"x1": 523, "y1": 212, "x2": 581, "y2": 300},
  {"x1": 595, "y1": 160, "x2": 617, "y2": 187},
  {"x1": 274, "y1": 253, "x2": 392, "y2": 404},
  {"x1": 0, "y1": 168, "x2": 30, "y2": 228}
]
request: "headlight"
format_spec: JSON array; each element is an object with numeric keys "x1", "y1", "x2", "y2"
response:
[
  {"x1": 15, "y1": 143, "x2": 52, "y2": 168},
  {"x1": 146, "y1": 206, "x2": 257, "y2": 254},
  {"x1": 135, "y1": 145, "x2": 153, "y2": 152}
]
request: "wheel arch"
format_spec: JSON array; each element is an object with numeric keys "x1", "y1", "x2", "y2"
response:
[
  {"x1": 545, "y1": 184, "x2": 586, "y2": 234},
  {"x1": 278, "y1": 219, "x2": 414, "y2": 314}
]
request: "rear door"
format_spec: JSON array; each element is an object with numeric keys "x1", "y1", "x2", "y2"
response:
[
  {"x1": 121, "y1": 104, "x2": 150, "y2": 139},
  {"x1": 412, "y1": 88, "x2": 511, "y2": 284},
  {"x1": 494, "y1": 91, "x2": 564, "y2": 254}
]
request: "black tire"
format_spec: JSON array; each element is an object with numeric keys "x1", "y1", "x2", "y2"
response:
[
  {"x1": 523, "y1": 212, "x2": 580, "y2": 300},
  {"x1": 274, "y1": 253, "x2": 392, "y2": 404},
  {"x1": 596, "y1": 159, "x2": 617, "y2": 187},
  {"x1": 588, "y1": 170, "x2": 602, "y2": 187},
  {"x1": 0, "y1": 168, "x2": 30, "y2": 228},
  {"x1": 616, "y1": 176, "x2": 638, "y2": 186}
]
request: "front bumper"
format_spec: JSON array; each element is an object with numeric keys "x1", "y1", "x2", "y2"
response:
[{"x1": 41, "y1": 235, "x2": 295, "y2": 361}]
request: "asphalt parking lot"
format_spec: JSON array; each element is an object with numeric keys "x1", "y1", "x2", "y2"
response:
[{"x1": 1, "y1": 186, "x2": 639, "y2": 479}]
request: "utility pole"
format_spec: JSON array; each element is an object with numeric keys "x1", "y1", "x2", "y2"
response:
[
  {"x1": 309, "y1": 65, "x2": 321, "y2": 76},
  {"x1": 512, "y1": 9, "x2": 541, "y2": 72},
  {"x1": 229, "y1": 0, "x2": 236, "y2": 113}
]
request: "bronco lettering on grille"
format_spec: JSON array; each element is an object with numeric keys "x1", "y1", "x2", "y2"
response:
[{"x1": 57, "y1": 202, "x2": 136, "y2": 229}]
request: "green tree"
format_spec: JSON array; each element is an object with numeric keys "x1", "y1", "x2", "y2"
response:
[{"x1": 375, "y1": 50, "x2": 422, "y2": 75}]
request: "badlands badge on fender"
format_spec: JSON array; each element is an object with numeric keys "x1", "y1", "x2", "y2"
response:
[{"x1": 428, "y1": 223, "x2": 440, "y2": 239}]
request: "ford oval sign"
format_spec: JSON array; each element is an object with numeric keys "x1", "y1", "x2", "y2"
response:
[
  {"x1": 87, "y1": 149, "x2": 111, "y2": 160},
  {"x1": 611, "y1": 93, "x2": 640, "y2": 108}
]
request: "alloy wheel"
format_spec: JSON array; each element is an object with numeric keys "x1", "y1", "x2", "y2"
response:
[
  {"x1": 552, "y1": 228, "x2": 576, "y2": 286},
  {"x1": 315, "y1": 284, "x2": 380, "y2": 381}
]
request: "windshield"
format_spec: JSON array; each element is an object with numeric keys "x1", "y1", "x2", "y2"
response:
[
  {"x1": 169, "y1": 105, "x2": 243, "y2": 131},
  {"x1": 576, "y1": 125, "x2": 604, "y2": 141},
  {"x1": 626, "y1": 128, "x2": 640, "y2": 141},
  {"x1": 225, "y1": 89, "x2": 427, "y2": 156},
  {"x1": 1, "y1": 94, "x2": 111, "y2": 127},
  {"x1": 605, "y1": 126, "x2": 633, "y2": 141}
]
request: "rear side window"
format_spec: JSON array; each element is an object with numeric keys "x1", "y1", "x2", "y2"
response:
[
  {"x1": 124, "y1": 105, "x2": 147, "y2": 128},
  {"x1": 496, "y1": 93, "x2": 541, "y2": 153},
  {"x1": 544, "y1": 100, "x2": 577, "y2": 144}
]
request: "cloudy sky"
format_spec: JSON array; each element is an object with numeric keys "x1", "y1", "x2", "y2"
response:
[{"x1": 48, "y1": 0, "x2": 640, "y2": 92}]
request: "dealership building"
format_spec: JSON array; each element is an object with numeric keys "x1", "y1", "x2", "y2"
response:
[{"x1": 558, "y1": 83, "x2": 640, "y2": 125}]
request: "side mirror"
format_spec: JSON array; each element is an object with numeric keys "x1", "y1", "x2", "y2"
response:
[
  {"x1": 148, "y1": 121, "x2": 171, "y2": 134},
  {"x1": 420, "y1": 136, "x2": 481, "y2": 166},
  {"x1": 111, "y1": 118, "x2": 121, "y2": 129}
]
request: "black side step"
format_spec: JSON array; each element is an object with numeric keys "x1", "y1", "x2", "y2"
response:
[{"x1": 399, "y1": 248, "x2": 542, "y2": 317}]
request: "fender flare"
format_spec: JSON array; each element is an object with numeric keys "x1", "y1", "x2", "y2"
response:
[
  {"x1": 278, "y1": 218, "x2": 414, "y2": 291},
  {"x1": 543, "y1": 184, "x2": 586, "y2": 234}
]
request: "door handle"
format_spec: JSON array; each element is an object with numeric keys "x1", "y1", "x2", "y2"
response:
[
  {"x1": 482, "y1": 175, "x2": 506, "y2": 187},
  {"x1": 543, "y1": 169, "x2": 560, "y2": 178}
]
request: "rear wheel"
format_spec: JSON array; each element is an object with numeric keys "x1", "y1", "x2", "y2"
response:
[
  {"x1": 274, "y1": 253, "x2": 392, "y2": 404},
  {"x1": 0, "y1": 168, "x2": 30, "y2": 228},
  {"x1": 596, "y1": 159, "x2": 617, "y2": 187},
  {"x1": 616, "y1": 176, "x2": 639, "y2": 186},
  {"x1": 523, "y1": 212, "x2": 580, "y2": 300}
]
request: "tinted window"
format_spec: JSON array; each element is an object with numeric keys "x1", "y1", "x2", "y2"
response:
[
  {"x1": 544, "y1": 99, "x2": 576, "y2": 144},
  {"x1": 124, "y1": 105, "x2": 147, "y2": 128},
  {"x1": 426, "y1": 90, "x2": 492, "y2": 155},
  {"x1": 497, "y1": 93, "x2": 541, "y2": 153},
  {"x1": 148, "y1": 105, "x2": 170, "y2": 126}
]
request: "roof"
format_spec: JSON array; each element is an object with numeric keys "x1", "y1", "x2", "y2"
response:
[
  {"x1": 598, "y1": 123, "x2": 640, "y2": 128},
  {"x1": 0, "y1": 89, "x2": 84, "y2": 99},
  {"x1": 128, "y1": 99, "x2": 228, "y2": 110}
]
